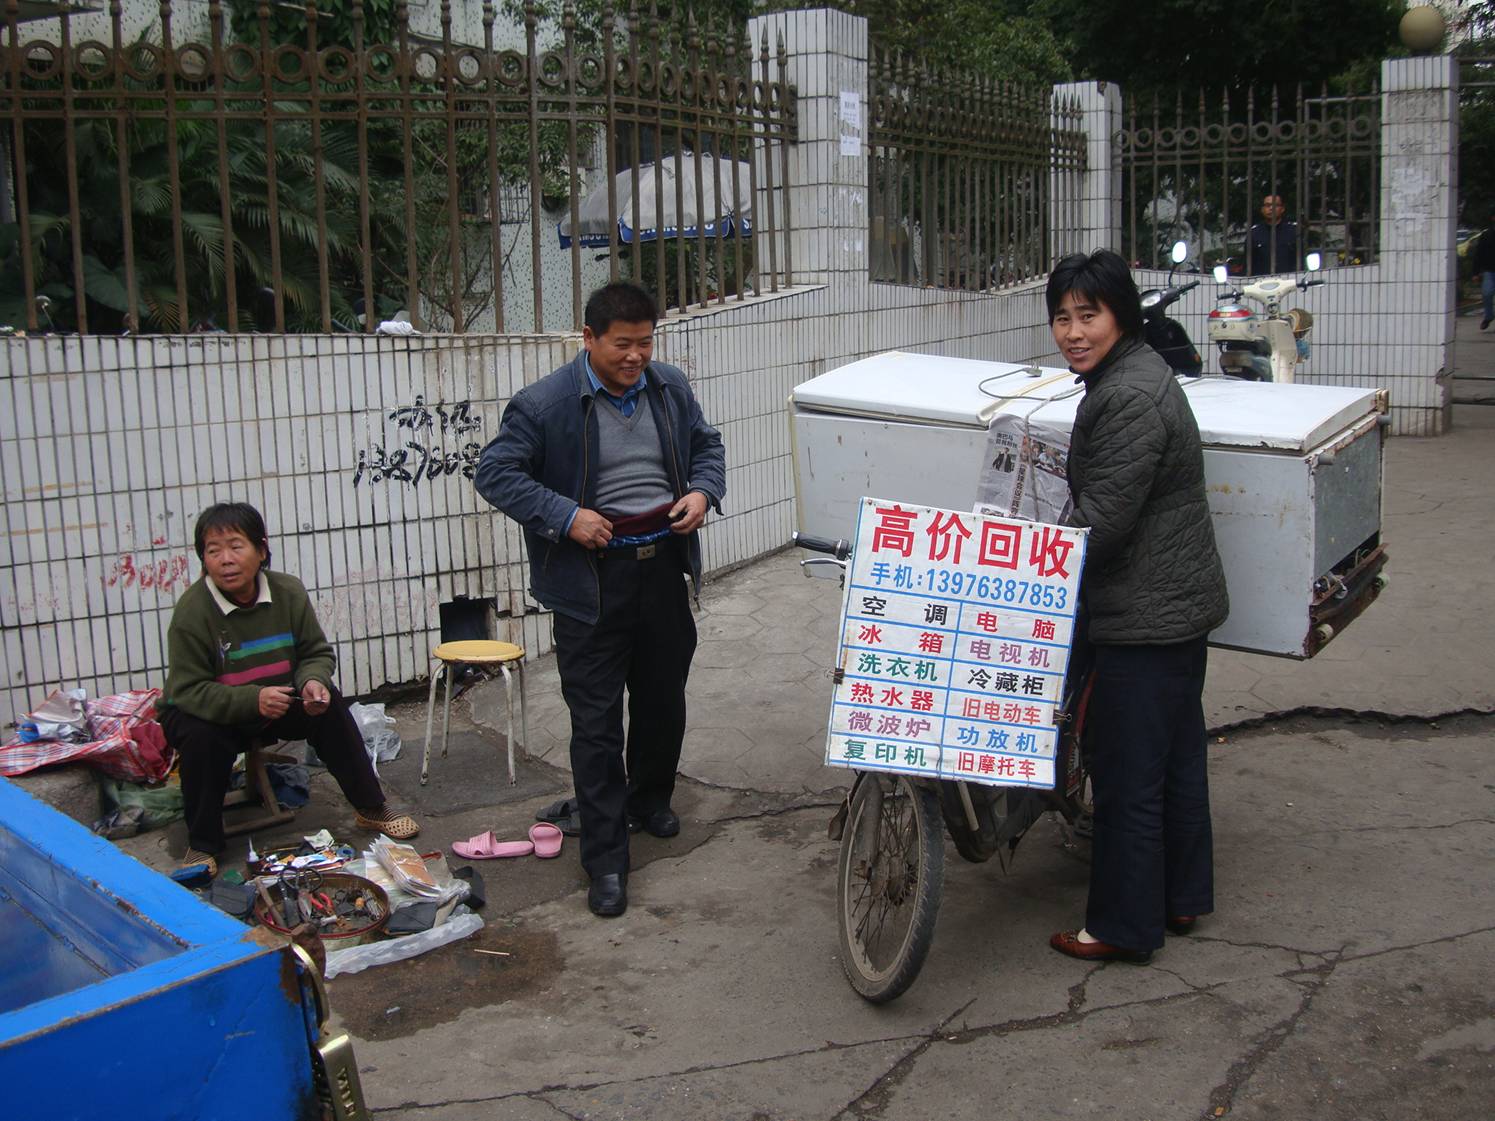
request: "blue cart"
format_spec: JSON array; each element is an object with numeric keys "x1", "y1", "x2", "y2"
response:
[{"x1": 0, "y1": 775, "x2": 367, "y2": 1120}]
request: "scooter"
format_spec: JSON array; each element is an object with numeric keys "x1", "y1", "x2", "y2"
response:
[
  {"x1": 1206, "y1": 252, "x2": 1325, "y2": 383},
  {"x1": 1140, "y1": 240, "x2": 1204, "y2": 377}
]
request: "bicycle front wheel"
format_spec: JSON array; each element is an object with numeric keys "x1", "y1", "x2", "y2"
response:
[{"x1": 836, "y1": 773, "x2": 944, "y2": 1003}]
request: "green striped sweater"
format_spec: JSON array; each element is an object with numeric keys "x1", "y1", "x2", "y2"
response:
[{"x1": 162, "y1": 570, "x2": 337, "y2": 726}]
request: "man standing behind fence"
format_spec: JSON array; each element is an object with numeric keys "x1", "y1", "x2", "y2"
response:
[
  {"x1": 1246, "y1": 194, "x2": 1300, "y2": 275},
  {"x1": 1472, "y1": 212, "x2": 1495, "y2": 331},
  {"x1": 475, "y1": 282, "x2": 725, "y2": 918}
]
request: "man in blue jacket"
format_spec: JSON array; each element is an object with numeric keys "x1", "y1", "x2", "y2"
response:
[{"x1": 475, "y1": 282, "x2": 725, "y2": 917}]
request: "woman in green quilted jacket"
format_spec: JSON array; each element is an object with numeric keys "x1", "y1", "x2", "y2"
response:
[{"x1": 1045, "y1": 249, "x2": 1230, "y2": 965}]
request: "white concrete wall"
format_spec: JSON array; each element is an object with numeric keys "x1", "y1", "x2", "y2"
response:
[
  {"x1": 1052, "y1": 80, "x2": 1121, "y2": 259},
  {"x1": 1370, "y1": 54, "x2": 1459, "y2": 434},
  {"x1": 0, "y1": 280, "x2": 1053, "y2": 721},
  {"x1": 0, "y1": 332, "x2": 567, "y2": 719}
]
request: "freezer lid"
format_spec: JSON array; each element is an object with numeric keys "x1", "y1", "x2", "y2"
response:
[
  {"x1": 792, "y1": 350, "x2": 1381, "y2": 453},
  {"x1": 790, "y1": 351, "x2": 1078, "y2": 428}
]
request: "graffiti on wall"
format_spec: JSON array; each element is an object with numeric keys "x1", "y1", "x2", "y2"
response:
[
  {"x1": 107, "y1": 552, "x2": 193, "y2": 592},
  {"x1": 353, "y1": 397, "x2": 485, "y2": 488}
]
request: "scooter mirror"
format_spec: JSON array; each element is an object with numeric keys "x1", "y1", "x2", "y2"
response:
[
  {"x1": 1170, "y1": 240, "x2": 1188, "y2": 265},
  {"x1": 1212, "y1": 264, "x2": 1229, "y2": 284},
  {"x1": 1305, "y1": 251, "x2": 1322, "y2": 273}
]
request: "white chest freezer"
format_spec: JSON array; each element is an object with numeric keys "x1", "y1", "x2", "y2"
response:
[{"x1": 789, "y1": 351, "x2": 1388, "y2": 658}]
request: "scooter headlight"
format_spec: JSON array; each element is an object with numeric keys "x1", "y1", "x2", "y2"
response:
[{"x1": 1140, "y1": 290, "x2": 1162, "y2": 309}]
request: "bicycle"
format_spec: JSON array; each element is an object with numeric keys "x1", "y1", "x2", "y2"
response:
[{"x1": 796, "y1": 531, "x2": 1095, "y2": 1004}]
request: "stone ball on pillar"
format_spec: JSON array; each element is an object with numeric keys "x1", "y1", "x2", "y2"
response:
[{"x1": 1399, "y1": 5, "x2": 1446, "y2": 54}]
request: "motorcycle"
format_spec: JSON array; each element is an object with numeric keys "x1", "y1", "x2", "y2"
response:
[
  {"x1": 1140, "y1": 239, "x2": 1204, "y2": 377},
  {"x1": 1206, "y1": 252, "x2": 1325, "y2": 383}
]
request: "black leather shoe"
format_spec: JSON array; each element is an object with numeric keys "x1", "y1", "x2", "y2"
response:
[
  {"x1": 627, "y1": 808, "x2": 680, "y2": 838},
  {"x1": 587, "y1": 873, "x2": 628, "y2": 917}
]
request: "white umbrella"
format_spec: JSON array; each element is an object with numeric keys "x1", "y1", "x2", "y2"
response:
[{"x1": 557, "y1": 152, "x2": 754, "y2": 248}]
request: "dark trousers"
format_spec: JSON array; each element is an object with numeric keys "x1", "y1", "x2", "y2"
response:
[
  {"x1": 1084, "y1": 638, "x2": 1214, "y2": 952},
  {"x1": 161, "y1": 686, "x2": 385, "y2": 855},
  {"x1": 552, "y1": 540, "x2": 697, "y2": 879}
]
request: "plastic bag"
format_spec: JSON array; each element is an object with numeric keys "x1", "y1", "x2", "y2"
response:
[
  {"x1": 14, "y1": 688, "x2": 89, "y2": 743},
  {"x1": 344, "y1": 853, "x2": 468, "y2": 911},
  {"x1": 323, "y1": 908, "x2": 483, "y2": 978},
  {"x1": 369, "y1": 836, "x2": 440, "y2": 897},
  {"x1": 348, "y1": 702, "x2": 402, "y2": 772}
]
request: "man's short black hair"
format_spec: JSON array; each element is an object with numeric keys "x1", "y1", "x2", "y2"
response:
[
  {"x1": 1045, "y1": 249, "x2": 1144, "y2": 339},
  {"x1": 584, "y1": 282, "x2": 659, "y2": 336},
  {"x1": 193, "y1": 502, "x2": 272, "y2": 567}
]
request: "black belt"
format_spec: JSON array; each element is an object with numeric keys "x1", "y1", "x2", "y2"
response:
[{"x1": 600, "y1": 540, "x2": 669, "y2": 561}]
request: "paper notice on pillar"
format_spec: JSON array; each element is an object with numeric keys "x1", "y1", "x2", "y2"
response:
[
  {"x1": 839, "y1": 90, "x2": 862, "y2": 156},
  {"x1": 840, "y1": 91, "x2": 861, "y2": 127},
  {"x1": 824, "y1": 497, "x2": 1088, "y2": 791},
  {"x1": 975, "y1": 412, "x2": 1075, "y2": 525}
]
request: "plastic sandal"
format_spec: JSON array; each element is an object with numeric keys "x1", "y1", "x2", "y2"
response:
[
  {"x1": 451, "y1": 830, "x2": 534, "y2": 860},
  {"x1": 529, "y1": 822, "x2": 563, "y2": 858},
  {"x1": 175, "y1": 849, "x2": 218, "y2": 880},
  {"x1": 355, "y1": 808, "x2": 421, "y2": 840}
]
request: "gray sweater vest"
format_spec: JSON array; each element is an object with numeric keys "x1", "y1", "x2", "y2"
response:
[{"x1": 594, "y1": 394, "x2": 675, "y2": 516}]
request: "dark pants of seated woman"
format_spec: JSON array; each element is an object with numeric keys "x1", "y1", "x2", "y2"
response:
[{"x1": 161, "y1": 686, "x2": 384, "y2": 855}]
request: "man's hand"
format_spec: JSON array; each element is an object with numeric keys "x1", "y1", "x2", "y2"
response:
[
  {"x1": 258, "y1": 685, "x2": 295, "y2": 720},
  {"x1": 669, "y1": 491, "x2": 709, "y2": 534},
  {"x1": 567, "y1": 508, "x2": 614, "y2": 549},
  {"x1": 301, "y1": 680, "x2": 331, "y2": 717}
]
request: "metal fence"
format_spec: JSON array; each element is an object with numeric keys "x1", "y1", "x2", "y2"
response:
[
  {"x1": 0, "y1": 0, "x2": 797, "y2": 334},
  {"x1": 866, "y1": 48, "x2": 1087, "y2": 291},
  {"x1": 1117, "y1": 83, "x2": 1381, "y2": 275}
]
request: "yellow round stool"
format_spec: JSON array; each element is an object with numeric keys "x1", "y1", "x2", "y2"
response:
[{"x1": 421, "y1": 640, "x2": 528, "y2": 786}]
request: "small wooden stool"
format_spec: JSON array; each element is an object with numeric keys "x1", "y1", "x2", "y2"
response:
[
  {"x1": 222, "y1": 741, "x2": 297, "y2": 837},
  {"x1": 421, "y1": 640, "x2": 528, "y2": 786}
]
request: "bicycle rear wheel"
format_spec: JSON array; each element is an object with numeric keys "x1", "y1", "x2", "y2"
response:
[{"x1": 836, "y1": 773, "x2": 944, "y2": 1003}]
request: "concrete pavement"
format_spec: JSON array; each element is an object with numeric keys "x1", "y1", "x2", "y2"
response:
[
  {"x1": 80, "y1": 315, "x2": 1495, "y2": 1119},
  {"x1": 326, "y1": 321, "x2": 1495, "y2": 1119}
]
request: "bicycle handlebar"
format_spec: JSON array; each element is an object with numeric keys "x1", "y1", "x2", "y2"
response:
[{"x1": 793, "y1": 533, "x2": 852, "y2": 560}]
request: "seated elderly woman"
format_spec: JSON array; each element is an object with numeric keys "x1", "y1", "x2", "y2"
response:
[
  {"x1": 160, "y1": 502, "x2": 419, "y2": 876},
  {"x1": 1045, "y1": 249, "x2": 1230, "y2": 964}
]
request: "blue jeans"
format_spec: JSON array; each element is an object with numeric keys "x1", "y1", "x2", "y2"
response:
[{"x1": 1482, "y1": 271, "x2": 1495, "y2": 323}]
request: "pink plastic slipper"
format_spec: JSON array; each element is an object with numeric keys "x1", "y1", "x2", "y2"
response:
[
  {"x1": 529, "y1": 822, "x2": 564, "y2": 859},
  {"x1": 452, "y1": 830, "x2": 534, "y2": 860}
]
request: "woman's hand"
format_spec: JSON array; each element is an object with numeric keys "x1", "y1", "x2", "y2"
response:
[
  {"x1": 301, "y1": 680, "x2": 331, "y2": 716},
  {"x1": 258, "y1": 685, "x2": 295, "y2": 719}
]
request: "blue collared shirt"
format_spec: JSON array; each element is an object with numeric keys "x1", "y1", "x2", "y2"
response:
[{"x1": 585, "y1": 353, "x2": 647, "y2": 417}]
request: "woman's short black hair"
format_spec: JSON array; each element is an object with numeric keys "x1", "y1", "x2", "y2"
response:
[
  {"x1": 193, "y1": 502, "x2": 272, "y2": 567},
  {"x1": 1045, "y1": 249, "x2": 1145, "y2": 339},
  {"x1": 584, "y1": 282, "x2": 659, "y2": 336}
]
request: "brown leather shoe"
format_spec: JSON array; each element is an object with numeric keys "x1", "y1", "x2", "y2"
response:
[
  {"x1": 1166, "y1": 915, "x2": 1198, "y2": 936},
  {"x1": 1049, "y1": 929, "x2": 1151, "y2": 964}
]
